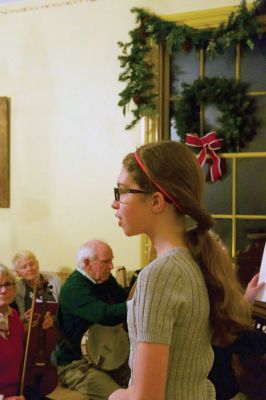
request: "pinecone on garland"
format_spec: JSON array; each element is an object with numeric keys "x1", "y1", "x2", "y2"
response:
[
  {"x1": 182, "y1": 39, "x2": 193, "y2": 52},
  {"x1": 138, "y1": 18, "x2": 149, "y2": 42},
  {"x1": 133, "y1": 95, "x2": 146, "y2": 105}
]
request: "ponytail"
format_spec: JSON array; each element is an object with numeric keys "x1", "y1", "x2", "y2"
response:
[{"x1": 186, "y1": 228, "x2": 252, "y2": 345}]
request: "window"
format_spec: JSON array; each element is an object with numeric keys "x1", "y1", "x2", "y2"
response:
[{"x1": 142, "y1": 6, "x2": 266, "y2": 277}]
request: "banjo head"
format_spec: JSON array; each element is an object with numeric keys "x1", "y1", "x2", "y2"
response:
[{"x1": 81, "y1": 323, "x2": 129, "y2": 371}]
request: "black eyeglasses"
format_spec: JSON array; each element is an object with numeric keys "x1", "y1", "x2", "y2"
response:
[
  {"x1": 0, "y1": 282, "x2": 15, "y2": 291},
  {"x1": 114, "y1": 187, "x2": 148, "y2": 201}
]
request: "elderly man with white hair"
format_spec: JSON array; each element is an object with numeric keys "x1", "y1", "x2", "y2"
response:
[{"x1": 56, "y1": 239, "x2": 129, "y2": 400}]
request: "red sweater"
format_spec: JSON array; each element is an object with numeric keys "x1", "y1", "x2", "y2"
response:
[{"x1": 0, "y1": 308, "x2": 24, "y2": 397}]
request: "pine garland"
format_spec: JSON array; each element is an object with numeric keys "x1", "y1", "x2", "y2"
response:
[{"x1": 118, "y1": 0, "x2": 263, "y2": 133}]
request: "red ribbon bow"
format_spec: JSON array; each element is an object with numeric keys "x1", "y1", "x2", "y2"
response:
[{"x1": 185, "y1": 131, "x2": 223, "y2": 182}]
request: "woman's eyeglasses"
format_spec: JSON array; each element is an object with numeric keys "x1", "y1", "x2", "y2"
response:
[
  {"x1": 114, "y1": 187, "x2": 148, "y2": 202},
  {"x1": 0, "y1": 282, "x2": 15, "y2": 291}
]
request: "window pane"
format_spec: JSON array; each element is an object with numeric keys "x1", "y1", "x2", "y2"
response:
[
  {"x1": 236, "y1": 158, "x2": 266, "y2": 215},
  {"x1": 170, "y1": 49, "x2": 199, "y2": 96},
  {"x1": 213, "y1": 219, "x2": 232, "y2": 254},
  {"x1": 170, "y1": 116, "x2": 181, "y2": 141},
  {"x1": 241, "y1": 34, "x2": 266, "y2": 91},
  {"x1": 205, "y1": 47, "x2": 235, "y2": 79},
  {"x1": 243, "y1": 95, "x2": 266, "y2": 152},
  {"x1": 204, "y1": 159, "x2": 232, "y2": 214},
  {"x1": 236, "y1": 220, "x2": 266, "y2": 251}
]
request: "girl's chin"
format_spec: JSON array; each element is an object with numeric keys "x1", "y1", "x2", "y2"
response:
[
  {"x1": 118, "y1": 221, "x2": 139, "y2": 236},
  {"x1": 122, "y1": 227, "x2": 137, "y2": 237}
]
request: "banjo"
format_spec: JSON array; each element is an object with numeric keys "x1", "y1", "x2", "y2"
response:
[
  {"x1": 81, "y1": 268, "x2": 141, "y2": 371},
  {"x1": 81, "y1": 323, "x2": 129, "y2": 371}
]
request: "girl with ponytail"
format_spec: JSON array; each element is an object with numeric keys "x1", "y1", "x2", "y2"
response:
[{"x1": 110, "y1": 141, "x2": 253, "y2": 400}]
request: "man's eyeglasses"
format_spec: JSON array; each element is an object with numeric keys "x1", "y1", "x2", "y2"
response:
[
  {"x1": 0, "y1": 282, "x2": 15, "y2": 291},
  {"x1": 114, "y1": 187, "x2": 148, "y2": 202}
]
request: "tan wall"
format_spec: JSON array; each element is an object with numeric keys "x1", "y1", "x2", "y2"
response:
[{"x1": 0, "y1": 0, "x2": 241, "y2": 272}]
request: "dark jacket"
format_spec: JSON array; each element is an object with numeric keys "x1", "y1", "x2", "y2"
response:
[{"x1": 56, "y1": 270, "x2": 127, "y2": 365}]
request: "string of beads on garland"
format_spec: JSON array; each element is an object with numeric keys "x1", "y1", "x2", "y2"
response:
[
  {"x1": 118, "y1": 0, "x2": 264, "y2": 131},
  {"x1": 172, "y1": 77, "x2": 258, "y2": 153}
]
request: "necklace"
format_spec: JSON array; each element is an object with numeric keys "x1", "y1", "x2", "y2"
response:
[{"x1": 0, "y1": 307, "x2": 11, "y2": 340}]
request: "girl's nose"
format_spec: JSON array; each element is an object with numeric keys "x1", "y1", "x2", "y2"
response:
[{"x1": 111, "y1": 199, "x2": 119, "y2": 209}]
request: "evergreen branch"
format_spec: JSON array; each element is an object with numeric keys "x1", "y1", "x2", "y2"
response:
[{"x1": 118, "y1": 0, "x2": 263, "y2": 131}]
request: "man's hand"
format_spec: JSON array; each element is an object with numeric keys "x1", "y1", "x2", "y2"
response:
[
  {"x1": 42, "y1": 311, "x2": 54, "y2": 330},
  {"x1": 23, "y1": 310, "x2": 54, "y2": 330},
  {"x1": 23, "y1": 310, "x2": 40, "y2": 328}
]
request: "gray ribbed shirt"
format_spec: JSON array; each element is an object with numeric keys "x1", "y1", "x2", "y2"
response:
[{"x1": 128, "y1": 247, "x2": 215, "y2": 399}]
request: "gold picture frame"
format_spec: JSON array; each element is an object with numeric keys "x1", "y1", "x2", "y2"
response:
[{"x1": 0, "y1": 97, "x2": 10, "y2": 208}]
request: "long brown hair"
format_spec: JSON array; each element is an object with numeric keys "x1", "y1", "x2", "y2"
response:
[{"x1": 123, "y1": 141, "x2": 252, "y2": 345}]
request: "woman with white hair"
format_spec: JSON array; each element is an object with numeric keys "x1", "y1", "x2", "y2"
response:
[
  {"x1": 12, "y1": 250, "x2": 61, "y2": 319},
  {"x1": 0, "y1": 264, "x2": 25, "y2": 400}
]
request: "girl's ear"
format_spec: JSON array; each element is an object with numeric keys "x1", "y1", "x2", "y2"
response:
[{"x1": 151, "y1": 191, "x2": 166, "y2": 213}]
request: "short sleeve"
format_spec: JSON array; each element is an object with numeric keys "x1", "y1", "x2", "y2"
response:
[{"x1": 134, "y1": 255, "x2": 186, "y2": 344}]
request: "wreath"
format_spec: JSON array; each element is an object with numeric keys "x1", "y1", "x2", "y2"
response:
[{"x1": 172, "y1": 77, "x2": 258, "y2": 152}]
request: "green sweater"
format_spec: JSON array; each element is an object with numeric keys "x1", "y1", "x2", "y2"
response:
[{"x1": 56, "y1": 270, "x2": 127, "y2": 365}]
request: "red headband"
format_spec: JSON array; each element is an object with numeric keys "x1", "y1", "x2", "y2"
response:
[{"x1": 133, "y1": 150, "x2": 182, "y2": 212}]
